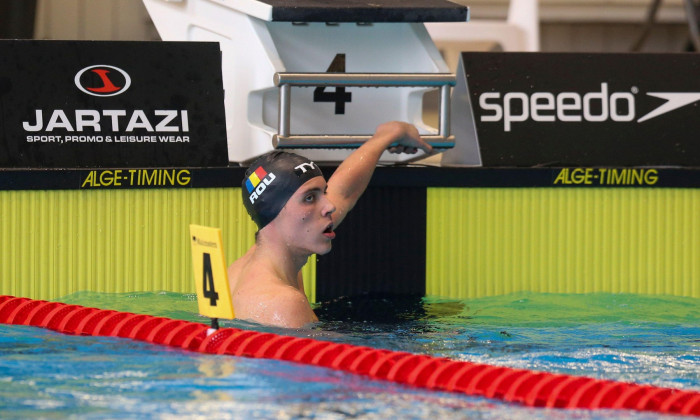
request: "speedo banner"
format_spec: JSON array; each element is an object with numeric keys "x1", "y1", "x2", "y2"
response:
[
  {"x1": 460, "y1": 52, "x2": 700, "y2": 167},
  {"x1": 0, "y1": 40, "x2": 227, "y2": 168}
]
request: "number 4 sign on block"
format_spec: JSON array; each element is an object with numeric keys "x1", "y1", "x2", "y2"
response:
[{"x1": 189, "y1": 225, "x2": 235, "y2": 323}]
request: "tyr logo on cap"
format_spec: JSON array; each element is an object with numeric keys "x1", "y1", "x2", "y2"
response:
[
  {"x1": 246, "y1": 166, "x2": 277, "y2": 204},
  {"x1": 74, "y1": 65, "x2": 131, "y2": 97},
  {"x1": 294, "y1": 162, "x2": 317, "y2": 176}
]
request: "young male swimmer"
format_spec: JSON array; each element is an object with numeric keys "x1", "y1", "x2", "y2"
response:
[{"x1": 228, "y1": 121, "x2": 432, "y2": 328}]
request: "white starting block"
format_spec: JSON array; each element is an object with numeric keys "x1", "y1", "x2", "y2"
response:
[{"x1": 142, "y1": 0, "x2": 468, "y2": 164}]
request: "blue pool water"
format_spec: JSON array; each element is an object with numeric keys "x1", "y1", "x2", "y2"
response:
[{"x1": 0, "y1": 292, "x2": 698, "y2": 419}]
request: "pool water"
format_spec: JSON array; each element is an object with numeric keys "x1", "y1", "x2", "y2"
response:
[{"x1": 0, "y1": 292, "x2": 698, "y2": 419}]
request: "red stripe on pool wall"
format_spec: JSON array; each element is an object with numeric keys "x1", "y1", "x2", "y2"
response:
[{"x1": 0, "y1": 295, "x2": 697, "y2": 416}]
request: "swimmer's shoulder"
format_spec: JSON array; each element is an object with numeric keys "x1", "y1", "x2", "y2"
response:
[
  {"x1": 227, "y1": 246, "x2": 316, "y2": 328},
  {"x1": 236, "y1": 285, "x2": 317, "y2": 328}
]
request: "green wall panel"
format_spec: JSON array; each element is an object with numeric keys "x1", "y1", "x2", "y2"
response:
[
  {"x1": 3, "y1": 186, "x2": 697, "y2": 302},
  {"x1": 426, "y1": 188, "x2": 699, "y2": 299},
  {"x1": 0, "y1": 189, "x2": 316, "y2": 302}
]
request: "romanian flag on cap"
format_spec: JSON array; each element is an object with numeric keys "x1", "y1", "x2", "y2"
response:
[{"x1": 245, "y1": 167, "x2": 268, "y2": 193}]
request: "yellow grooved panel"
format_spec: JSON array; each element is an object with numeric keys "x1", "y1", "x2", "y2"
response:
[
  {"x1": 0, "y1": 189, "x2": 316, "y2": 302},
  {"x1": 426, "y1": 188, "x2": 699, "y2": 299}
]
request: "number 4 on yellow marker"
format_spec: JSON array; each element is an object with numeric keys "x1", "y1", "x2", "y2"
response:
[{"x1": 189, "y1": 225, "x2": 235, "y2": 325}]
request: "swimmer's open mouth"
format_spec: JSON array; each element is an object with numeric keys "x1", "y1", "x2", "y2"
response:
[{"x1": 323, "y1": 223, "x2": 334, "y2": 234}]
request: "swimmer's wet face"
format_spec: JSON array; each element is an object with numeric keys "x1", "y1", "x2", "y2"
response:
[{"x1": 266, "y1": 176, "x2": 336, "y2": 256}]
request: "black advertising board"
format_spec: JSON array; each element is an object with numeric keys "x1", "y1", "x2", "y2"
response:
[
  {"x1": 460, "y1": 52, "x2": 700, "y2": 167},
  {"x1": 0, "y1": 40, "x2": 228, "y2": 168}
]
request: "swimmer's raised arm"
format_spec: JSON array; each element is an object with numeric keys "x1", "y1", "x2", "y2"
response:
[
  {"x1": 230, "y1": 123, "x2": 430, "y2": 328},
  {"x1": 326, "y1": 121, "x2": 432, "y2": 227}
]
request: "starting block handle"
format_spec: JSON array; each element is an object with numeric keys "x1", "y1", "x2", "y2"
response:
[
  {"x1": 274, "y1": 73, "x2": 456, "y2": 87},
  {"x1": 274, "y1": 72, "x2": 455, "y2": 150},
  {"x1": 273, "y1": 134, "x2": 455, "y2": 149}
]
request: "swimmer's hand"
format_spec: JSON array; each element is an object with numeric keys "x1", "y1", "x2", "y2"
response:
[
  {"x1": 375, "y1": 121, "x2": 433, "y2": 155},
  {"x1": 327, "y1": 121, "x2": 431, "y2": 228}
]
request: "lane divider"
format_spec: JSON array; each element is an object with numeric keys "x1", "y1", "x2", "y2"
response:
[{"x1": 1, "y1": 295, "x2": 698, "y2": 416}]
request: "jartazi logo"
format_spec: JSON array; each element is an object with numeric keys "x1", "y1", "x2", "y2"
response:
[
  {"x1": 479, "y1": 83, "x2": 700, "y2": 131},
  {"x1": 23, "y1": 63, "x2": 188, "y2": 135},
  {"x1": 75, "y1": 65, "x2": 131, "y2": 97}
]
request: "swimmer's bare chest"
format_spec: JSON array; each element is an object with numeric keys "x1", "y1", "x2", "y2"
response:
[{"x1": 227, "y1": 251, "x2": 316, "y2": 327}]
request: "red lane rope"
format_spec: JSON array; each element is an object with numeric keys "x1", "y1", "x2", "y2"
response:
[{"x1": 1, "y1": 295, "x2": 698, "y2": 416}]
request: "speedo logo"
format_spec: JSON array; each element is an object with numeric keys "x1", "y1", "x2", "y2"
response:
[
  {"x1": 246, "y1": 166, "x2": 276, "y2": 204},
  {"x1": 479, "y1": 83, "x2": 700, "y2": 132}
]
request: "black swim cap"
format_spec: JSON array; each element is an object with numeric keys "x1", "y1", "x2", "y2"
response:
[{"x1": 242, "y1": 151, "x2": 324, "y2": 229}]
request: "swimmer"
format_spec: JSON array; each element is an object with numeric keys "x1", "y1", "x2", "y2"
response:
[{"x1": 228, "y1": 121, "x2": 432, "y2": 328}]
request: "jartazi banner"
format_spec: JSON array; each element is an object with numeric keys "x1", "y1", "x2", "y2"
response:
[
  {"x1": 0, "y1": 40, "x2": 228, "y2": 168},
  {"x1": 460, "y1": 52, "x2": 700, "y2": 167}
]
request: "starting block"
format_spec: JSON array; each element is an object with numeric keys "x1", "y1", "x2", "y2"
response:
[{"x1": 142, "y1": 0, "x2": 469, "y2": 164}]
